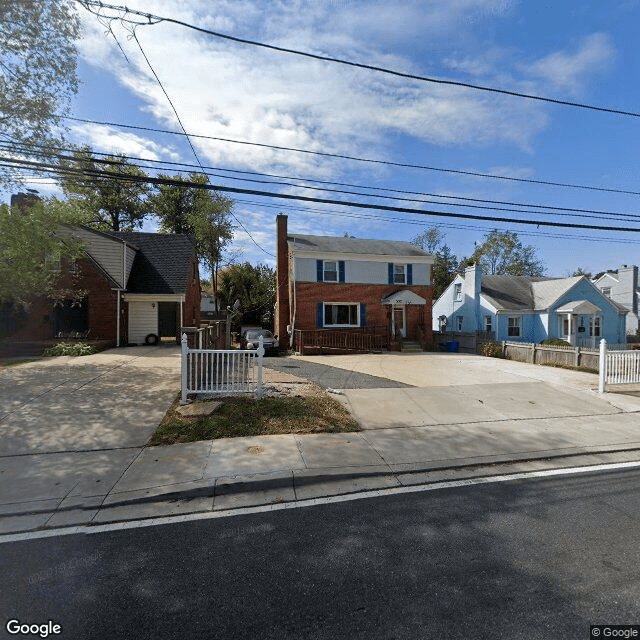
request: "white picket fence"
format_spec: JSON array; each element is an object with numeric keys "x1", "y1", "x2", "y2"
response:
[
  {"x1": 181, "y1": 333, "x2": 264, "y2": 403},
  {"x1": 599, "y1": 339, "x2": 640, "y2": 393}
]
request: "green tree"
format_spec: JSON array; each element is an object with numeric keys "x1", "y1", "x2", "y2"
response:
[
  {"x1": 59, "y1": 148, "x2": 151, "y2": 231},
  {"x1": 149, "y1": 173, "x2": 233, "y2": 295},
  {"x1": 218, "y1": 263, "x2": 276, "y2": 328},
  {"x1": 0, "y1": 196, "x2": 89, "y2": 303},
  {"x1": 571, "y1": 267, "x2": 592, "y2": 278},
  {"x1": 0, "y1": 0, "x2": 81, "y2": 186},
  {"x1": 412, "y1": 227, "x2": 459, "y2": 299},
  {"x1": 461, "y1": 229, "x2": 545, "y2": 277}
]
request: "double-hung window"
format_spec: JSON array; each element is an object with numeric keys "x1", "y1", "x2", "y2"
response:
[
  {"x1": 507, "y1": 316, "x2": 521, "y2": 337},
  {"x1": 317, "y1": 259, "x2": 344, "y2": 282},
  {"x1": 456, "y1": 315, "x2": 463, "y2": 331},
  {"x1": 590, "y1": 316, "x2": 601, "y2": 337},
  {"x1": 393, "y1": 264, "x2": 406, "y2": 284},
  {"x1": 454, "y1": 283, "x2": 462, "y2": 302},
  {"x1": 484, "y1": 315, "x2": 492, "y2": 333},
  {"x1": 324, "y1": 303, "x2": 359, "y2": 327},
  {"x1": 323, "y1": 261, "x2": 338, "y2": 282}
]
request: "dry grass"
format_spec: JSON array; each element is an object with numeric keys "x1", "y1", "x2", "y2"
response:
[{"x1": 149, "y1": 385, "x2": 359, "y2": 446}]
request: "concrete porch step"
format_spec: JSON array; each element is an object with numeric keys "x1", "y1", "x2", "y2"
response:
[{"x1": 401, "y1": 340, "x2": 423, "y2": 352}]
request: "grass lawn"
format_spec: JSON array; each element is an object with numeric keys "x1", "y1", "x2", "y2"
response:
[{"x1": 149, "y1": 389, "x2": 360, "y2": 446}]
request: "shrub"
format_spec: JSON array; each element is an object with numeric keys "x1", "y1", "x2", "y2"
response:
[
  {"x1": 540, "y1": 338, "x2": 571, "y2": 347},
  {"x1": 480, "y1": 341, "x2": 504, "y2": 358},
  {"x1": 43, "y1": 341, "x2": 97, "y2": 357}
]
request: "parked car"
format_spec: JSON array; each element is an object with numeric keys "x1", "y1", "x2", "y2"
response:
[{"x1": 242, "y1": 329, "x2": 279, "y2": 355}]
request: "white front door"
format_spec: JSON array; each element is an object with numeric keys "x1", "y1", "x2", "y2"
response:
[{"x1": 392, "y1": 305, "x2": 406, "y2": 338}]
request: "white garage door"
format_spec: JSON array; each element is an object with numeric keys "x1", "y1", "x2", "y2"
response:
[{"x1": 128, "y1": 301, "x2": 158, "y2": 344}]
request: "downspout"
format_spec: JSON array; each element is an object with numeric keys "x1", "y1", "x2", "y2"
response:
[
  {"x1": 290, "y1": 253, "x2": 297, "y2": 348},
  {"x1": 116, "y1": 291, "x2": 121, "y2": 347},
  {"x1": 118, "y1": 239, "x2": 127, "y2": 347}
]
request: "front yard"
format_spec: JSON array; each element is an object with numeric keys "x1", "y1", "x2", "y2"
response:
[{"x1": 149, "y1": 384, "x2": 359, "y2": 446}]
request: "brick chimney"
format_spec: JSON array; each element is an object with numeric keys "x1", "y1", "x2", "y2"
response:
[
  {"x1": 275, "y1": 214, "x2": 290, "y2": 348},
  {"x1": 10, "y1": 191, "x2": 41, "y2": 213}
]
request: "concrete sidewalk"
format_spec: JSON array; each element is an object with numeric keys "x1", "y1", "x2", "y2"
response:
[{"x1": 2, "y1": 350, "x2": 640, "y2": 535}]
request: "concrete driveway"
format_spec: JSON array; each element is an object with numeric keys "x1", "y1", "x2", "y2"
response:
[
  {"x1": 293, "y1": 352, "x2": 640, "y2": 429},
  {"x1": 0, "y1": 345, "x2": 180, "y2": 531}
]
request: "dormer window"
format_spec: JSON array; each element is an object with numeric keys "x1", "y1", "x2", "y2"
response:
[{"x1": 602, "y1": 287, "x2": 611, "y2": 298}]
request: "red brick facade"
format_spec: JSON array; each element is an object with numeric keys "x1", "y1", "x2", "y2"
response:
[
  {"x1": 294, "y1": 282, "x2": 433, "y2": 342},
  {"x1": 6, "y1": 257, "x2": 120, "y2": 344}
]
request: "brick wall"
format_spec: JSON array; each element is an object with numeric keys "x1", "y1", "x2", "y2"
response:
[
  {"x1": 275, "y1": 214, "x2": 290, "y2": 348},
  {"x1": 294, "y1": 282, "x2": 433, "y2": 342},
  {"x1": 6, "y1": 257, "x2": 119, "y2": 343}
]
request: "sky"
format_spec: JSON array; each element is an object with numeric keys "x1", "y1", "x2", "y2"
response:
[{"x1": 17, "y1": 0, "x2": 640, "y2": 279}]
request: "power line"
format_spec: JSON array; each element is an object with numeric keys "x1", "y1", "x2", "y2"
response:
[
  {"x1": 4, "y1": 154, "x2": 640, "y2": 235},
  {"x1": 64, "y1": 115, "x2": 640, "y2": 198},
  {"x1": 76, "y1": 0, "x2": 640, "y2": 120},
  {"x1": 5, "y1": 139, "x2": 640, "y2": 225}
]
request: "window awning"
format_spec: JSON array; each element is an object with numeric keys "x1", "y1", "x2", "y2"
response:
[
  {"x1": 555, "y1": 300, "x2": 600, "y2": 314},
  {"x1": 381, "y1": 290, "x2": 426, "y2": 305}
]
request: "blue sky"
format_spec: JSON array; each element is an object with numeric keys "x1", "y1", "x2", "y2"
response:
[{"x1": 20, "y1": 0, "x2": 640, "y2": 278}]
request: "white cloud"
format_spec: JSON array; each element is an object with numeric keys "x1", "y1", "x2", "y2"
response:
[
  {"x1": 69, "y1": 123, "x2": 181, "y2": 162},
  {"x1": 525, "y1": 33, "x2": 616, "y2": 96},
  {"x1": 74, "y1": 0, "x2": 546, "y2": 182}
]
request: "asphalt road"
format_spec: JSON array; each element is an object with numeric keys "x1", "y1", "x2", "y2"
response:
[
  {"x1": 1, "y1": 469, "x2": 639, "y2": 639},
  {"x1": 263, "y1": 356, "x2": 412, "y2": 389}
]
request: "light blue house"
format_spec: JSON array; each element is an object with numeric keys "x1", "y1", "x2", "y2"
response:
[{"x1": 433, "y1": 266, "x2": 627, "y2": 347}]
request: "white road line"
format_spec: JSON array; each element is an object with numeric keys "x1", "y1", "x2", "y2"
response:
[{"x1": 2, "y1": 459, "x2": 640, "y2": 544}]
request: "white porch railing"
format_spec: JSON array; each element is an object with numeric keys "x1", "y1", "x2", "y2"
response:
[
  {"x1": 181, "y1": 333, "x2": 264, "y2": 403},
  {"x1": 599, "y1": 339, "x2": 640, "y2": 393}
]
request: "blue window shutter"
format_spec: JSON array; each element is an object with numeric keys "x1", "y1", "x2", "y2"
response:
[
  {"x1": 339, "y1": 261, "x2": 345, "y2": 282},
  {"x1": 388, "y1": 263, "x2": 394, "y2": 285},
  {"x1": 360, "y1": 303, "x2": 366, "y2": 328},
  {"x1": 316, "y1": 302, "x2": 324, "y2": 327},
  {"x1": 316, "y1": 260, "x2": 323, "y2": 282},
  {"x1": 407, "y1": 264, "x2": 413, "y2": 285}
]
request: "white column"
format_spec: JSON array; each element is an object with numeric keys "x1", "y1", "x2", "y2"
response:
[{"x1": 181, "y1": 333, "x2": 188, "y2": 404}]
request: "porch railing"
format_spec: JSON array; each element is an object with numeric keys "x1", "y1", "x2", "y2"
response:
[
  {"x1": 181, "y1": 333, "x2": 263, "y2": 403},
  {"x1": 294, "y1": 326, "x2": 388, "y2": 355}
]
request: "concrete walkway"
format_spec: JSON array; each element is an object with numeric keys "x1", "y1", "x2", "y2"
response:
[{"x1": 1, "y1": 350, "x2": 640, "y2": 535}]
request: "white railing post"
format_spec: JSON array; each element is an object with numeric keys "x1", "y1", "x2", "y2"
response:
[
  {"x1": 181, "y1": 332, "x2": 189, "y2": 404},
  {"x1": 598, "y1": 338, "x2": 607, "y2": 393},
  {"x1": 256, "y1": 335, "x2": 264, "y2": 398}
]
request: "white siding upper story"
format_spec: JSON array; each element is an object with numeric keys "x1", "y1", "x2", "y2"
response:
[
  {"x1": 293, "y1": 255, "x2": 432, "y2": 285},
  {"x1": 60, "y1": 226, "x2": 136, "y2": 288}
]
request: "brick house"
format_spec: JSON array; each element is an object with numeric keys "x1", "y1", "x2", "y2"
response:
[
  {"x1": 2, "y1": 227, "x2": 201, "y2": 353},
  {"x1": 274, "y1": 214, "x2": 434, "y2": 351}
]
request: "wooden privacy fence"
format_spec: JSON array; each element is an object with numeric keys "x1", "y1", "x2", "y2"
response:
[
  {"x1": 503, "y1": 341, "x2": 600, "y2": 370},
  {"x1": 181, "y1": 333, "x2": 263, "y2": 403},
  {"x1": 599, "y1": 339, "x2": 640, "y2": 393},
  {"x1": 295, "y1": 326, "x2": 388, "y2": 355}
]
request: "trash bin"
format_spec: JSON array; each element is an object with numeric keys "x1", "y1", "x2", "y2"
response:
[{"x1": 446, "y1": 340, "x2": 459, "y2": 352}]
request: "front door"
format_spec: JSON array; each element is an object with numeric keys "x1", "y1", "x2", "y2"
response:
[
  {"x1": 158, "y1": 302, "x2": 178, "y2": 338},
  {"x1": 392, "y1": 305, "x2": 406, "y2": 338}
]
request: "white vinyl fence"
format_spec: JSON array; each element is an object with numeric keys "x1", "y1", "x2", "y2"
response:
[
  {"x1": 599, "y1": 339, "x2": 640, "y2": 393},
  {"x1": 181, "y1": 333, "x2": 264, "y2": 403}
]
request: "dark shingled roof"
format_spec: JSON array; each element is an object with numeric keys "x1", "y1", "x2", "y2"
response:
[
  {"x1": 288, "y1": 234, "x2": 430, "y2": 257},
  {"x1": 107, "y1": 232, "x2": 196, "y2": 294},
  {"x1": 480, "y1": 275, "x2": 535, "y2": 310}
]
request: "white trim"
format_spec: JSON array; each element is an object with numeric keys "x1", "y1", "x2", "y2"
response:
[
  {"x1": 290, "y1": 248, "x2": 434, "y2": 264},
  {"x1": 122, "y1": 293, "x2": 185, "y2": 302},
  {"x1": 323, "y1": 301, "x2": 360, "y2": 328}
]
